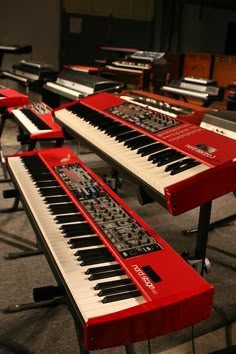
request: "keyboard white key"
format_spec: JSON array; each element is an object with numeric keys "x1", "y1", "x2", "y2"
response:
[
  {"x1": 12, "y1": 109, "x2": 52, "y2": 135},
  {"x1": 13, "y1": 69, "x2": 39, "y2": 81},
  {"x1": 44, "y1": 82, "x2": 83, "y2": 100},
  {"x1": 56, "y1": 78, "x2": 94, "y2": 95},
  {"x1": 1, "y1": 71, "x2": 28, "y2": 83}
]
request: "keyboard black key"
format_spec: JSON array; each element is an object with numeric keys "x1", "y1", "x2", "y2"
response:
[
  {"x1": 75, "y1": 247, "x2": 108, "y2": 258},
  {"x1": 35, "y1": 180, "x2": 59, "y2": 187},
  {"x1": 116, "y1": 130, "x2": 140, "y2": 143},
  {"x1": 43, "y1": 195, "x2": 71, "y2": 204},
  {"x1": 125, "y1": 135, "x2": 153, "y2": 150},
  {"x1": 69, "y1": 236, "x2": 102, "y2": 248},
  {"x1": 94, "y1": 278, "x2": 132, "y2": 290},
  {"x1": 55, "y1": 214, "x2": 85, "y2": 223},
  {"x1": 88, "y1": 269, "x2": 125, "y2": 281},
  {"x1": 156, "y1": 151, "x2": 185, "y2": 166},
  {"x1": 78, "y1": 249, "x2": 111, "y2": 262},
  {"x1": 85, "y1": 264, "x2": 121, "y2": 275},
  {"x1": 80, "y1": 254, "x2": 114, "y2": 266},
  {"x1": 98, "y1": 283, "x2": 137, "y2": 297},
  {"x1": 21, "y1": 108, "x2": 51, "y2": 130},
  {"x1": 48, "y1": 203, "x2": 78, "y2": 214},
  {"x1": 170, "y1": 159, "x2": 201, "y2": 175},
  {"x1": 102, "y1": 290, "x2": 141, "y2": 303},
  {"x1": 39, "y1": 187, "x2": 65, "y2": 196},
  {"x1": 137, "y1": 142, "x2": 166, "y2": 156}
]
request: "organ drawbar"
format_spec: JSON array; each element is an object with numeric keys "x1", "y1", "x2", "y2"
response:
[{"x1": 6, "y1": 146, "x2": 214, "y2": 351}]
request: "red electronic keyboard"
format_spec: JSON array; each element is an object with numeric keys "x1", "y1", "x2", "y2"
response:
[
  {"x1": 6, "y1": 146, "x2": 214, "y2": 351},
  {"x1": 53, "y1": 92, "x2": 236, "y2": 216},
  {"x1": 119, "y1": 89, "x2": 212, "y2": 125},
  {"x1": 8, "y1": 101, "x2": 64, "y2": 148},
  {"x1": 0, "y1": 84, "x2": 29, "y2": 107}
]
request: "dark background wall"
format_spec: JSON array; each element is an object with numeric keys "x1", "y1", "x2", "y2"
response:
[
  {"x1": 179, "y1": 4, "x2": 236, "y2": 54},
  {"x1": 0, "y1": 0, "x2": 61, "y2": 70},
  {"x1": 0, "y1": 0, "x2": 236, "y2": 70}
]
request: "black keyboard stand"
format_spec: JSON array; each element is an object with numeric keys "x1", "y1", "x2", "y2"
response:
[
  {"x1": 5, "y1": 248, "x2": 43, "y2": 260},
  {"x1": 0, "y1": 108, "x2": 10, "y2": 138},
  {"x1": 184, "y1": 191, "x2": 236, "y2": 236},
  {"x1": 0, "y1": 114, "x2": 12, "y2": 183},
  {"x1": 1, "y1": 121, "x2": 63, "y2": 257},
  {"x1": 193, "y1": 201, "x2": 212, "y2": 275},
  {"x1": 4, "y1": 284, "x2": 137, "y2": 354},
  {"x1": 3, "y1": 285, "x2": 65, "y2": 313},
  {"x1": 0, "y1": 192, "x2": 21, "y2": 213},
  {"x1": 1, "y1": 188, "x2": 43, "y2": 258},
  {"x1": 136, "y1": 184, "x2": 212, "y2": 276}
]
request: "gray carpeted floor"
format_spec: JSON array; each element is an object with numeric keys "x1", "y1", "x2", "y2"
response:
[{"x1": 0, "y1": 106, "x2": 236, "y2": 354}]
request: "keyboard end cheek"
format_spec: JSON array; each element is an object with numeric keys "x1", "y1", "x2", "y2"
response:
[{"x1": 165, "y1": 159, "x2": 236, "y2": 215}]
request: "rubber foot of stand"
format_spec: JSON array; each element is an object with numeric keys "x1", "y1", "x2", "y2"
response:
[
  {"x1": 3, "y1": 297, "x2": 65, "y2": 313},
  {"x1": 0, "y1": 207, "x2": 23, "y2": 213},
  {"x1": 181, "y1": 252, "x2": 211, "y2": 274},
  {"x1": 4, "y1": 250, "x2": 43, "y2": 260}
]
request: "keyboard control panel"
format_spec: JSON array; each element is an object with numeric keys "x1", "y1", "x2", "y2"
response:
[{"x1": 55, "y1": 163, "x2": 163, "y2": 258}]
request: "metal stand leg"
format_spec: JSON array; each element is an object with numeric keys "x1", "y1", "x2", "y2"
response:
[
  {"x1": 3, "y1": 285, "x2": 65, "y2": 313},
  {"x1": 0, "y1": 193, "x2": 23, "y2": 213},
  {"x1": 3, "y1": 297, "x2": 65, "y2": 313},
  {"x1": 55, "y1": 138, "x2": 64, "y2": 147},
  {"x1": 194, "y1": 202, "x2": 212, "y2": 276},
  {"x1": 102, "y1": 169, "x2": 122, "y2": 193},
  {"x1": 74, "y1": 324, "x2": 90, "y2": 354},
  {"x1": 184, "y1": 191, "x2": 236, "y2": 235},
  {"x1": 125, "y1": 344, "x2": 136, "y2": 354},
  {"x1": 0, "y1": 139, "x2": 11, "y2": 183},
  {"x1": 1, "y1": 188, "x2": 42, "y2": 257},
  {"x1": 5, "y1": 247, "x2": 43, "y2": 260}
]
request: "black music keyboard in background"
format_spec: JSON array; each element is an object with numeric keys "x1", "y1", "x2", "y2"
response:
[
  {"x1": 6, "y1": 146, "x2": 214, "y2": 351},
  {"x1": 1, "y1": 60, "x2": 58, "y2": 89},
  {"x1": 42, "y1": 68, "x2": 123, "y2": 108},
  {"x1": 161, "y1": 77, "x2": 224, "y2": 106},
  {"x1": 0, "y1": 44, "x2": 32, "y2": 54},
  {"x1": 0, "y1": 44, "x2": 32, "y2": 67},
  {"x1": 53, "y1": 92, "x2": 236, "y2": 216}
]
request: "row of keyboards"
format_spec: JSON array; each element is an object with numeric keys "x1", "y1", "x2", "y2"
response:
[{"x1": 1, "y1": 83, "x2": 236, "y2": 352}]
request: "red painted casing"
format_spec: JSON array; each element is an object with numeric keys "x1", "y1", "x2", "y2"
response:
[
  {"x1": 0, "y1": 85, "x2": 29, "y2": 107},
  {"x1": 6, "y1": 147, "x2": 214, "y2": 350},
  {"x1": 54, "y1": 92, "x2": 236, "y2": 215}
]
